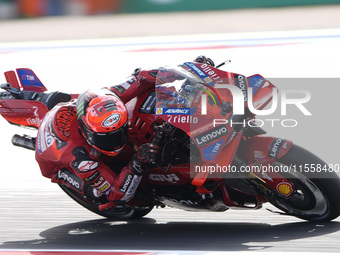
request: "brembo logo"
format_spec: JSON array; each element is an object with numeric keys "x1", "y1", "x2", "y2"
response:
[{"x1": 195, "y1": 125, "x2": 228, "y2": 147}]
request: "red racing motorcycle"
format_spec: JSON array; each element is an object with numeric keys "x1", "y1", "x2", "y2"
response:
[{"x1": 1, "y1": 64, "x2": 340, "y2": 222}]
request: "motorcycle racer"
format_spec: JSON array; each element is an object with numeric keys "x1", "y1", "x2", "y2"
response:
[
  {"x1": 35, "y1": 56, "x2": 214, "y2": 211},
  {"x1": 35, "y1": 90, "x2": 160, "y2": 211}
]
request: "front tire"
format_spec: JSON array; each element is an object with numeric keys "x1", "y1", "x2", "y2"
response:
[
  {"x1": 269, "y1": 144, "x2": 340, "y2": 222},
  {"x1": 59, "y1": 184, "x2": 153, "y2": 220}
]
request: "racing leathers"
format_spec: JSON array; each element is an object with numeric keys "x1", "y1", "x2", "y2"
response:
[
  {"x1": 35, "y1": 55, "x2": 214, "y2": 210},
  {"x1": 35, "y1": 100, "x2": 159, "y2": 210}
]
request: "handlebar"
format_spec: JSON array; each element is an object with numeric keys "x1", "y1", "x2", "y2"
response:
[{"x1": 0, "y1": 83, "x2": 24, "y2": 99}]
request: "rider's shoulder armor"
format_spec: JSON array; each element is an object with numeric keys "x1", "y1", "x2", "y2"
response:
[{"x1": 49, "y1": 102, "x2": 78, "y2": 142}]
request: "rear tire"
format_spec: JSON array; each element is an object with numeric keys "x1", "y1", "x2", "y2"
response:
[
  {"x1": 269, "y1": 144, "x2": 340, "y2": 222},
  {"x1": 59, "y1": 184, "x2": 153, "y2": 220}
]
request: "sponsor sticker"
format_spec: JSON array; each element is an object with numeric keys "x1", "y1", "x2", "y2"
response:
[
  {"x1": 113, "y1": 85, "x2": 126, "y2": 94},
  {"x1": 139, "y1": 92, "x2": 157, "y2": 114},
  {"x1": 155, "y1": 108, "x2": 163, "y2": 115},
  {"x1": 84, "y1": 171, "x2": 100, "y2": 183},
  {"x1": 200, "y1": 64, "x2": 223, "y2": 84},
  {"x1": 276, "y1": 182, "x2": 294, "y2": 196},
  {"x1": 17, "y1": 68, "x2": 44, "y2": 87},
  {"x1": 248, "y1": 75, "x2": 265, "y2": 95},
  {"x1": 97, "y1": 181, "x2": 111, "y2": 194},
  {"x1": 225, "y1": 131, "x2": 237, "y2": 146},
  {"x1": 127, "y1": 77, "x2": 137, "y2": 85},
  {"x1": 124, "y1": 175, "x2": 142, "y2": 198},
  {"x1": 203, "y1": 140, "x2": 224, "y2": 160},
  {"x1": 119, "y1": 173, "x2": 133, "y2": 193},
  {"x1": 37, "y1": 115, "x2": 55, "y2": 154},
  {"x1": 190, "y1": 122, "x2": 214, "y2": 136},
  {"x1": 57, "y1": 169, "x2": 82, "y2": 191},
  {"x1": 102, "y1": 113, "x2": 121, "y2": 127},
  {"x1": 194, "y1": 125, "x2": 229, "y2": 147},
  {"x1": 78, "y1": 160, "x2": 99, "y2": 172},
  {"x1": 92, "y1": 176, "x2": 105, "y2": 188},
  {"x1": 149, "y1": 173, "x2": 180, "y2": 183},
  {"x1": 268, "y1": 138, "x2": 286, "y2": 159},
  {"x1": 166, "y1": 114, "x2": 198, "y2": 124},
  {"x1": 234, "y1": 74, "x2": 248, "y2": 101},
  {"x1": 253, "y1": 150, "x2": 267, "y2": 164},
  {"x1": 156, "y1": 108, "x2": 190, "y2": 115},
  {"x1": 120, "y1": 82, "x2": 131, "y2": 90},
  {"x1": 93, "y1": 100, "x2": 116, "y2": 117},
  {"x1": 149, "y1": 71, "x2": 158, "y2": 78},
  {"x1": 184, "y1": 62, "x2": 214, "y2": 86}
]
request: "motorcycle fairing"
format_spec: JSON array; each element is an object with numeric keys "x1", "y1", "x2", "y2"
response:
[
  {"x1": 241, "y1": 135, "x2": 295, "y2": 196},
  {"x1": 0, "y1": 69, "x2": 75, "y2": 128},
  {"x1": 156, "y1": 62, "x2": 293, "y2": 197},
  {"x1": 125, "y1": 91, "x2": 164, "y2": 147},
  {"x1": 0, "y1": 99, "x2": 49, "y2": 128},
  {"x1": 0, "y1": 68, "x2": 48, "y2": 128},
  {"x1": 192, "y1": 133, "x2": 243, "y2": 193},
  {"x1": 16, "y1": 68, "x2": 47, "y2": 92},
  {"x1": 5, "y1": 68, "x2": 47, "y2": 92},
  {"x1": 242, "y1": 135, "x2": 293, "y2": 165},
  {"x1": 155, "y1": 63, "x2": 276, "y2": 158},
  {"x1": 4, "y1": 71, "x2": 20, "y2": 90},
  {"x1": 248, "y1": 74, "x2": 266, "y2": 95}
]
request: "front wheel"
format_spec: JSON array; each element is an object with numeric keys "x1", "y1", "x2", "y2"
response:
[
  {"x1": 59, "y1": 184, "x2": 153, "y2": 220},
  {"x1": 268, "y1": 144, "x2": 340, "y2": 222}
]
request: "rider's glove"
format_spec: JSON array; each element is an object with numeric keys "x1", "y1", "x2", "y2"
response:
[
  {"x1": 193, "y1": 55, "x2": 215, "y2": 67},
  {"x1": 129, "y1": 143, "x2": 160, "y2": 175}
]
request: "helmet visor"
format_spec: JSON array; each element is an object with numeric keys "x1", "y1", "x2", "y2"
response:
[{"x1": 83, "y1": 122, "x2": 128, "y2": 153}]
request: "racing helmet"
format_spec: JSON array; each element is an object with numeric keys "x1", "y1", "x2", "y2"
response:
[{"x1": 76, "y1": 90, "x2": 128, "y2": 156}]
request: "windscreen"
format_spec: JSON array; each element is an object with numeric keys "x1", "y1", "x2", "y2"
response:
[{"x1": 155, "y1": 63, "x2": 236, "y2": 163}]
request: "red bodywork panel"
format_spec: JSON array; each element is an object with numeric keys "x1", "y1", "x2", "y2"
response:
[
  {"x1": 0, "y1": 100, "x2": 49, "y2": 128},
  {"x1": 15, "y1": 68, "x2": 47, "y2": 92},
  {"x1": 5, "y1": 71, "x2": 20, "y2": 89},
  {"x1": 242, "y1": 135, "x2": 295, "y2": 196},
  {"x1": 125, "y1": 92, "x2": 163, "y2": 147},
  {"x1": 0, "y1": 68, "x2": 49, "y2": 128}
]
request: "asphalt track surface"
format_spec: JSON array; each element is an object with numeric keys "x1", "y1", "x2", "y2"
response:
[
  {"x1": 1, "y1": 6, "x2": 340, "y2": 254},
  {"x1": 2, "y1": 190, "x2": 340, "y2": 253}
]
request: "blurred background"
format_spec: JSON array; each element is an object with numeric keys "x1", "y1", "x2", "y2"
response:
[
  {"x1": 0, "y1": 0, "x2": 340, "y2": 19},
  {"x1": 1, "y1": 1, "x2": 340, "y2": 252},
  {"x1": 1, "y1": 0, "x2": 340, "y2": 43}
]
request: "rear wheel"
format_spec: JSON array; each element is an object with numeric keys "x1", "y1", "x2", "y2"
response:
[
  {"x1": 268, "y1": 144, "x2": 340, "y2": 222},
  {"x1": 59, "y1": 184, "x2": 153, "y2": 219}
]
